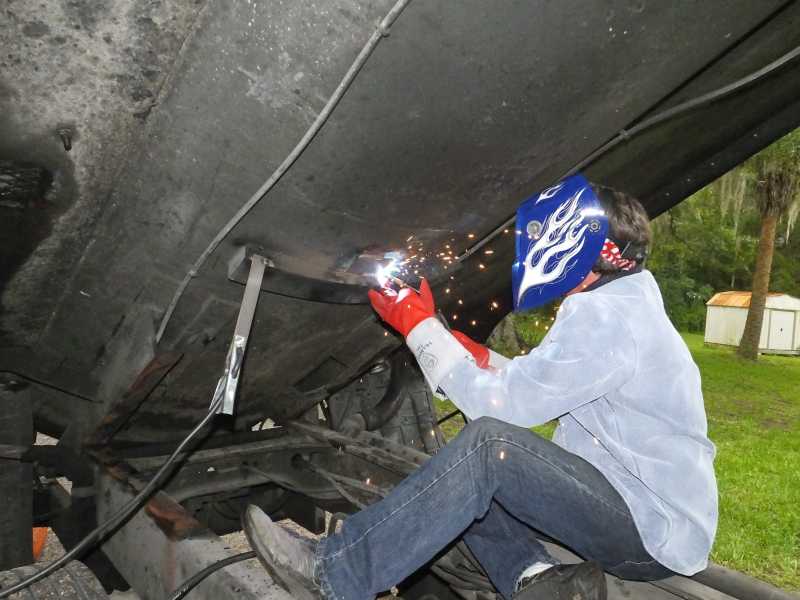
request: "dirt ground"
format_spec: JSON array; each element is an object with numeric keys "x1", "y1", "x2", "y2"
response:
[
  {"x1": 33, "y1": 432, "x2": 320, "y2": 597},
  {"x1": 31, "y1": 433, "x2": 336, "y2": 597},
  {"x1": 37, "y1": 523, "x2": 321, "y2": 598}
]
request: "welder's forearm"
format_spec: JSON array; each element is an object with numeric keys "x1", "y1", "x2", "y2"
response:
[
  {"x1": 438, "y1": 360, "x2": 553, "y2": 428},
  {"x1": 437, "y1": 361, "x2": 516, "y2": 424},
  {"x1": 405, "y1": 318, "x2": 560, "y2": 426},
  {"x1": 439, "y1": 346, "x2": 623, "y2": 428},
  {"x1": 405, "y1": 318, "x2": 474, "y2": 391}
]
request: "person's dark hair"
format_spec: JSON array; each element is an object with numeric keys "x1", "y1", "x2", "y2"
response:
[{"x1": 589, "y1": 183, "x2": 652, "y2": 274}]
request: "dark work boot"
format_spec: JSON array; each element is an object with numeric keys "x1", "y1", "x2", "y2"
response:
[
  {"x1": 242, "y1": 505, "x2": 323, "y2": 600},
  {"x1": 514, "y1": 561, "x2": 607, "y2": 600}
]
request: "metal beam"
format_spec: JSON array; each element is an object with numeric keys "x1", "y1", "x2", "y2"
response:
[
  {"x1": 97, "y1": 471, "x2": 289, "y2": 600},
  {"x1": 123, "y1": 430, "x2": 344, "y2": 504}
]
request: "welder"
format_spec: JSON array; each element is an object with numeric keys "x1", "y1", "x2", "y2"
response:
[{"x1": 243, "y1": 175, "x2": 718, "y2": 600}]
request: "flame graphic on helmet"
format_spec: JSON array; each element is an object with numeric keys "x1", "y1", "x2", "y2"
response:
[
  {"x1": 534, "y1": 182, "x2": 565, "y2": 204},
  {"x1": 517, "y1": 189, "x2": 589, "y2": 303}
]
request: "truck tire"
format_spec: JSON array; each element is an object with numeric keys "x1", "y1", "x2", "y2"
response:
[
  {"x1": 327, "y1": 349, "x2": 445, "y2": 454},
  {"x1": 0, "y1": 560, "x2": 108, "y2": 599},
  {"x1": 327, "y1": 351, "x2": 459, "y2": 600}
]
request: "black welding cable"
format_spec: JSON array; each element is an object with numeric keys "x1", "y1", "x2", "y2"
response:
[
  {"x1": 0, "y1": 394, "x2": 224, "y2": 598},
  {"x1": 154, "y1": 10, "x2": 800, "y2": 341},
  {"x1": 458, "y1": 43, "x2": 800, "y2": 260},
  {"x1": 0, "y1": 3, "x2": 420, "y2": 585},
  {"x1": 167, "y1": 551, "x2": 257, "y2": 600},
  {"x1": 0, "y1": 1, "x2": 418, "y2": 582},
  {"x1": 154, "y1": 0, "x2": 413, "y2": 343}
]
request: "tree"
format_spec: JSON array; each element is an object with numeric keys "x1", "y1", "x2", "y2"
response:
[
  {"x1": 717, "y1": 167, "x2": 753, "y2": 288},
  {"x1": 648, "y1": 185, "x2": 754, "y2": 332},
  {"x1": 737, "y1": 130, "x2": 800, "y2": 360}
]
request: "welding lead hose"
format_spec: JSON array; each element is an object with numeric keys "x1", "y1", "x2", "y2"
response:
[
  {"x1": 158, "y1": 35, "x2": 800, "y2": 340},
  {"x1": 2, "y1": 3, "x2": 414, "y2": 593},
  {"x1": 0, "y1": 394, "x2": 224, "y2": 598},
  {"x1": 167, "y1": 551, "x2": 257, "y2": 600},
  {"x1": 155, "y1": 0, "x2": 413, "y2": 344},
  {"x1": 458, "y1": 43, "x2": 800, "y2": 261}
]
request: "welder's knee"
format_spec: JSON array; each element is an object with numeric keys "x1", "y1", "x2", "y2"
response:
[{"x1": 461, "y1": 416, "x2": 508, "y2": 441}]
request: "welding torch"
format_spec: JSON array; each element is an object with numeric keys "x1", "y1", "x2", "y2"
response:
[{"x1": 379, "y1": 274, "x2": 451, "y2": 331}]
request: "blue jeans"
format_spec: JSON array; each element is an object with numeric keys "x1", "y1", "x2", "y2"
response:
[{"x1": 315, "y1": 417, "x2": 671, "y2": 600}]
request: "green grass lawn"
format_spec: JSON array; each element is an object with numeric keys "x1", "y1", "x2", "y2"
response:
[{"x1": 435, "y1": 332, "x2": 799, "y2": 590}]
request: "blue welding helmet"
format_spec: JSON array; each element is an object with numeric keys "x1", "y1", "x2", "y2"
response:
[{"x1": 511, "y1": 174, "x2": 608, "y2": 311}]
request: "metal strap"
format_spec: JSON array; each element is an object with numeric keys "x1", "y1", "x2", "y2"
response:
[{"x1": 213, "y1": 254, "x2": 269, "y2": 415}]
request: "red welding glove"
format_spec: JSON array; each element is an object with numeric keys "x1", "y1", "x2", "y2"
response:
[
  {"x1": 451, "y1": 330, "x2": 490, "y2": 369},
  {"x1": 370, "y1": 279, "x2": 475, "y2": 392},
  {"x1": 368, "y1": 279, "x2": 436, "y2": 337}
]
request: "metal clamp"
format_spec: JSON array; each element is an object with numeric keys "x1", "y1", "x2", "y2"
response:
[{"x1": 211, "y1": 254, "x2": 270, "y2": 416}]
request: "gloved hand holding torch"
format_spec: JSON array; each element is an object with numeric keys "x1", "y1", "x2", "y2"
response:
[{"x1": 369, "y1": 279, "x2": 505, "y2": 389}]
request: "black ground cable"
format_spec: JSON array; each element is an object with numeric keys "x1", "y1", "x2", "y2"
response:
[
  {"x1": 436, "y1": 408, "x2": 465, "y2": 426},
  {"x1": 167, "y1": 551, "x2": 257, "y2": 600},
  {"x1": 458, "y1": 43, "x2": 800, "y2": 261},
  {"x1": 155, "y1": 0, "x2": 412, "y2": 343},
  {"x1": 0, "y1": 394, "x2": 224, "y2": 598},
  {"x1": 1, "y1": 3, "x2": 418, "y2": 593}
]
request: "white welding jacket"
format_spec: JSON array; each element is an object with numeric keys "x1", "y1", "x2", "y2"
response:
[{"x1": 405, "y1": 270, "x2": 718, "y2": 576}]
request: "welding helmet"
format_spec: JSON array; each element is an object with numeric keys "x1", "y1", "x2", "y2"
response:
[{"x1": 511, "y1": 174, "x2": 608, "y2": 311}]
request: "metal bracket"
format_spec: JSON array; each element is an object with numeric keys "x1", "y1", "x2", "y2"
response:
[{"x1": 212, "y1": 254, "x2": 270, "y2": 416}]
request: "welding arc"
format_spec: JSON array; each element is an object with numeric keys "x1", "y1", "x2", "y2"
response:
[
  {"x1": 458, "y1": 43, "x2": 800, "y2": 261},
  {"x1": 155, "y1": 0, "x2": 412, "y2": 343},
  {"x1": 0, "y1": 395, "x2": 224, "y2": 598},
  {"x1": 167, "y1": 551, "x2": 257, "y2": 600}
]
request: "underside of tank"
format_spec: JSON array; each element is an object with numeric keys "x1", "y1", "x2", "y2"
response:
[{"x1": 1, "y1": 1, "x2": 800, "y2": 598}]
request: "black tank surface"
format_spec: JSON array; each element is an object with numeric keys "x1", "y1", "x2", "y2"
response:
[{"x1": 1, "y1": 1, "x2": 800, "y2": 442}]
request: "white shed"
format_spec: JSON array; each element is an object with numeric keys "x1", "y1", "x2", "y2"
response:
[{"x1": 704, "y1": 291, "x2": 800, "y2": 355}]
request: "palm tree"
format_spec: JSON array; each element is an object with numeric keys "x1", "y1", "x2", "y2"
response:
[
  {"x1": 717, "y1": 167, "x2": 753, "y2": 288},
  {"x1": 737, "y1": 129, "x2": 800, "y2": 360}
]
